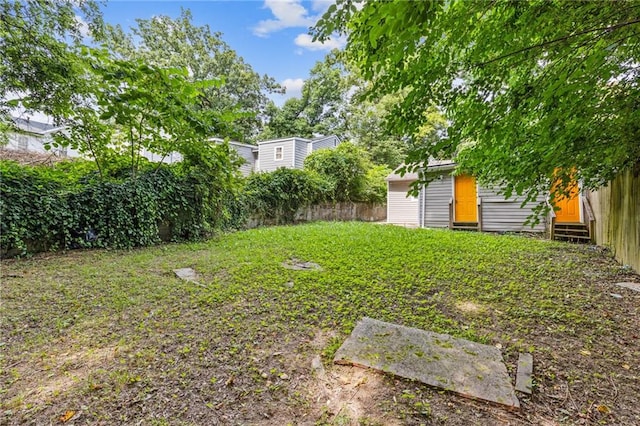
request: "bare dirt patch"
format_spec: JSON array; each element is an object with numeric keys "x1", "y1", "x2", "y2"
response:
[
  {"x1": 6, "y1": 343, "x2": 118, "y2": 409},
  {"x1": 1, "y1": 223, "x2": 639, "y2": 425}
]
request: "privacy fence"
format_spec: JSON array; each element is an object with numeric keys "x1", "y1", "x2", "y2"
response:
[{"x1": 587, "y1": 167, "x2": 640, "y2": 272}]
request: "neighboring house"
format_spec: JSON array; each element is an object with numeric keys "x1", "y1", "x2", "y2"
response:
[
  {"x1": 256, "y1": 135, "x2": 340, "y2": 173},
  {"x1": 229, "y1": 141, "x2": 258, "y2": 176},
  {"x1": 387, "y1": 160, "x2": 555, "y2": 234},
  {"x1": 3, "y1": 117, "x2": 341, "y2": 178},
  {"x1": 4, "y1": 117, "x2": 79, "y2": 158}
]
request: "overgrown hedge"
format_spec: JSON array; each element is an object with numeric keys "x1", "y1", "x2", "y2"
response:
[
  {"x1": 243, "y1": 168, "x2": 330, "y2": 224},
  {"x1": 0, "y1": 160, "x2": 244, "y2": 257},
  {"x1": 1, "y1": 151, "x2": 387, "y2": 257}
]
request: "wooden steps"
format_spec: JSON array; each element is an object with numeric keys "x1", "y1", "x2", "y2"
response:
[
  {"x1": 452, "y1": 221, "x2": 479, "y2": 232},
  {"x1": 553, "y1": 222, "x2": 591, "y2": 243}
]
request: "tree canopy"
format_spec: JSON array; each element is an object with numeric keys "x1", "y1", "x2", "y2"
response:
[
  {"x1": 315, "y1": 0, "x2": 640, "y2": 203},
  {"x1": 0, "y1": 0, "x2": 103, "y2": 120},
  {"x1": 103, "y1": 9, "x2": 282, "y2": 142}
]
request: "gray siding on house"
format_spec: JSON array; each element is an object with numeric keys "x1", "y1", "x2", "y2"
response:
[
  {"x1": 423, "y1": 173, "x2": 453, "y2": 228},
  {"x1": 294, "y1": 139, "x2": 308, "y2": 169},
  {"x1": 387, "y1": 181, "x2": 419, "y2": 226},
  {"x1": 311, "y1": 136, "x2": 338, "y2": 152},
  {"x1": 230, "y1": 143, "x2": 256, "y2": 176},
  {"x1": 477, "y1": 186, "x2": 547, "y2": 232},
  {"x1": 257, "y1": 139, "x2": 295, "y2": 172}
]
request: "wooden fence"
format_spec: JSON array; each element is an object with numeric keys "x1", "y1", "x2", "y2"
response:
[
  {"x1": 247, "y1": 202, "x2": 387, "y2": 228},
  {"x1": 586, "y1": 168, "x2": 640, "y2": 272}
]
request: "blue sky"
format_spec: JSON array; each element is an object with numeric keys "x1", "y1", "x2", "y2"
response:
[{"x1": 99, "y1": 1, "x2": 344, "y2": 104}]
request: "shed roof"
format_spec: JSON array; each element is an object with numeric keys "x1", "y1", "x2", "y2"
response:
[
  {"x1": 386, "y1": 159, "x2": 457, "y2": 182},
  {"x1": 12, "y1": 117, "x2": 65, "y2": 135}
]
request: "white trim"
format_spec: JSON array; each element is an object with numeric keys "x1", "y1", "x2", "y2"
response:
[
  {"x1": 419, "y1": 186, "x2": 425, "y2": 228},
  {"x1": 451, "y1": 174, "x2": 456, "y2": 222},
  {"x1": 578, "y1": 182, "x2": 584, "y2": 223},
  {"x1": 274, "y1": 146, "x2": 284, "y2": 161},
  {"x1": 259, "y1": 136, "x2": 305, "y2": 145},
  {"x1": 386, "y1": 181, "x2": 390, "y2": 223}
]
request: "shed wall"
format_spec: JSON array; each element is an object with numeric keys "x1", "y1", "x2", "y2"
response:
[
  {"x1": 477, "y1": 186, "x2": 546, "y2": 232},
  {"x1": 387, "y1": 181, "x2": 419, "y2": 226},
  {"x1": 423, "y1": 174, "x2": 453, "y2": 228}
]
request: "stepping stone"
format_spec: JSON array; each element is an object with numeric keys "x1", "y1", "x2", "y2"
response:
[
  {"x1": 173, "y1": 267, "x2": 200, "y2": 283},
  {"x1": 616, "y1": 282, "x2": 640, "y2": 292},
  {"x1": 334, "y1": 317, "x2": 520, "y2": 409},
  {"x1": 515, "y1": 353, "x2": 533, "y2": 394},
  {"x1": 282, "y1": 258, "x2": 322, "y2": 271}
]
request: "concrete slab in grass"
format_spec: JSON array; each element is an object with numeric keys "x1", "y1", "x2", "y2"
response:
[
  {"x1": 334, "y1": 317, "x2": 520, "y2": 409},
  {"x1": 515, "y1": 353, "x2": 533, "y2": 394},
  {"x1": 616, "y1": 282, "x2": 640, "y2": 292},
  {"x1": 173, "y1": 268, "x2": 200, "y2": 283}
]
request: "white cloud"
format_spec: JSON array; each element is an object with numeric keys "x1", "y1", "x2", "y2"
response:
[
  {"x1": 294, "y1": 33, "x2": 346, "y2": 51},
  {"x1": 311, "y1": 0, "x2": 334, "y2": 13},
  {"x1": 253, "y1": 0, "x2": 316, "y2": 37},
  {"x1": 282, "y1": 78, "x2": 305, "y2": 98},
  {"x1": 268, "y1": 77, "x2": 305, "y2": 106},
  {"x1": 74, "y1": 15, "x2": 90, "y2": 38}
]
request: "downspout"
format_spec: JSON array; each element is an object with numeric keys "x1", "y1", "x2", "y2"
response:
[
  {"x1": 420, "y1": 184, "x2": 425, "y2": 228},
  {"x1": 386, "y1": 181, "x2": 390, "y2": 223}
]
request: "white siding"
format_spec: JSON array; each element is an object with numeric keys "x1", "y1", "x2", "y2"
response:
[
  {"x1": 423, "y1": 173, "x2": 453, "y2": 228},
  {"x1": 478, "y1": 186, "x2": 547, "y2": 232},
  {"x1": 258, "y1": 139, "x2": 295, "y2": 172},
  {"x1": 294, "y1": 139, "x2": 308, "y2": 169},
  {"x1": 5, "y1": 132, "x2": 81, "y2": 158},
  {"x1": 230, "y1": 143, "x2": 256, "y2": 176},
  {"x1": 311, "y1": 136, "x2": 338, "y2": 152},
  {"x1": 387, "y1": 181, "x2": 419, "y2": 226}
]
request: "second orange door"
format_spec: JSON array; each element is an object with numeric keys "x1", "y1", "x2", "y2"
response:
[{"x1": 454, "y1": 174, "x2": 478, "y2": 222}]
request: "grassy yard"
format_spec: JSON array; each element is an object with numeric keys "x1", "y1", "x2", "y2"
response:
[{"x1": 1, "y1": 222, "x2": 639, "y2": 425}]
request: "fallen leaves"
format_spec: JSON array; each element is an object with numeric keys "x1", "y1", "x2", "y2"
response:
[{"x1": 59, "y1": 410, "x2": 75, "y2": 423}]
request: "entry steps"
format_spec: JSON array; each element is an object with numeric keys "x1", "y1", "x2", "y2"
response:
[
  {"x1": 452, "y1": 222, "x2": 479, "y2": 232},
  {"x1": 553, "y1": 222, "x2": 591, "y2": 243}
]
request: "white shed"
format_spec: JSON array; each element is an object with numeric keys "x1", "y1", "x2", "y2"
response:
[{"x1": 386, "y1": 171, "x2": 420, "y2": 226}]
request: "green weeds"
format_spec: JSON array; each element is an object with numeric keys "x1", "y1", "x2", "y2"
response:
[{"x1": 1, "y1": 222, "x2": 637, "y2": 425}]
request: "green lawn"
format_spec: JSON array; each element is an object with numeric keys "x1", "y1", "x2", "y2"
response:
[{"x1": 1, "y1": 222, "x2": 638, "y2": 425}]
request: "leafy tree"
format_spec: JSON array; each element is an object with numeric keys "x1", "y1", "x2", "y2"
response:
[
  {"x1": 315, "y1": 0, "x2": 640, "y2": 205},
  {"x1": 304, "y1": 142, "x2": 371, "y2": 202},
  {"x1": 104, "y1": 9, "x2": 282, "y2": 142},
  {"x1": 0, "y1": 0, "x2": 103, "y2": 121},
  {"x1": 300, "y1": 51, "x2": 350, "y2": 135},
  {"x1": 259, "y1": 98, "x2": 314, "y2": 140},
  {"x1": 54, "y1": 48, "x2": 233, "y2": 180},
  {"x1": 260, "y1": 51, "x2": 349, "y2": 139}
]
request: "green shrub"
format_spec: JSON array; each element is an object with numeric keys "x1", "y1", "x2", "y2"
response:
[
  {"x1": 244, "y1": 168, "x2": 330, "y2": 224},
  {"x1": 0, "y1": 160, "x2": 245, "y2": 257},
  {"x1": 304, "y1": 142, "x2": 387, "y2": 203}
]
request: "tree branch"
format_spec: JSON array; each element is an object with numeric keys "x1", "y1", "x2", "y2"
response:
[{"x1": 477, "y1": 18, "x2": 640, "y2": 67}]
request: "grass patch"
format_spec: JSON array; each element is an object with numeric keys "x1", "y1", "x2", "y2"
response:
[{"x1": 1, "y1": 222, "x2": 639, "y2": 425}]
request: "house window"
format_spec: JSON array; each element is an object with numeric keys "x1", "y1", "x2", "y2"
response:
[
  {"x1": 17, "y1": 135, "x2": 28, "y2": 150},
  {"x1": 274, "y1": 146, "x2": 283, "y2": 161}
]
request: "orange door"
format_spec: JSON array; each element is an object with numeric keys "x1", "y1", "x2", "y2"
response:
[
  {"x1": 454, "y1": 174, "x2": 477, "y2": 222},
  {"x1": 555, "y1": 181, "x2": 580, "y2": 223}
]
